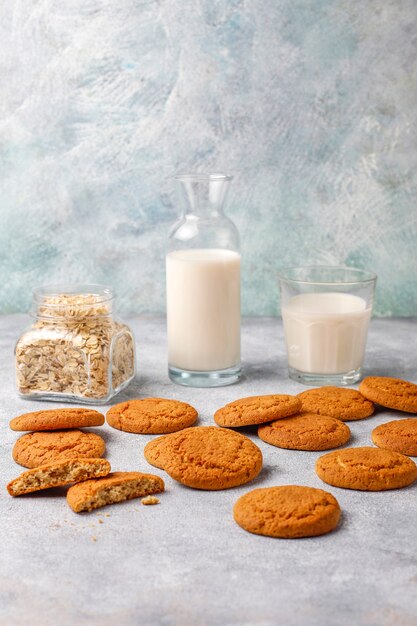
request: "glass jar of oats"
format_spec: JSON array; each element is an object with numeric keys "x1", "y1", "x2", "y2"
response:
[{"x1": 15, "y1": 285, "x2": 135, "y2": 404}]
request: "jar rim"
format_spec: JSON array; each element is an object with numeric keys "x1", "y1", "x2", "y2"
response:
[
  {"x1": 32, "y1": 284, "x2": 115, "y2": 319},
  {"x1": 33, "y1": 284, "x2": 114, "y2": 306}
]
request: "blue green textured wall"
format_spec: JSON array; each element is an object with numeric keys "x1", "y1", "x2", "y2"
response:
[{"x1": 1, "y1": 1, "x2": 416, "y2": 315}]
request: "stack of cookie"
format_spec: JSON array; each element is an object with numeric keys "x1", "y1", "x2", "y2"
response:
[
  {"x1": 7, "y1": 407, "x2": 164, "y2": 512},
  {"x1": 10, "y1": 408, "x2": 107, "y2": 468},
  {"x1": 213, "y1": 390, "x2": 364, "y2": 451}
]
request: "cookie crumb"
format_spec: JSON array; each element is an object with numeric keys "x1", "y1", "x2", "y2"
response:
[
  {"x1": 98, "y1": 519, "x2": 104, "y2": 524},
  {"x1": 141, "y1": 496, "x2": 160, "y2": 505},
  {"x1": 92, "y1": 536, "x2": 97, "y2": 542}
]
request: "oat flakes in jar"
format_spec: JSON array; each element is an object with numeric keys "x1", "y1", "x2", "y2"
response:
[{"x1": 15, "y1": 285, "x2": 135, "y2": 404}]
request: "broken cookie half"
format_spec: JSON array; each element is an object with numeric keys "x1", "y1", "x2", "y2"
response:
[
  {"x1": 66, "y1": 471, "x2": 165, "y2": 513},
  {"x1": 7, "y1": 458, "x2": 111, "y2": 496}
]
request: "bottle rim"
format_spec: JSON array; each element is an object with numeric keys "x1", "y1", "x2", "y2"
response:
[{"x1": 174, "y1": 173, "x2": 233, "y2": 182}]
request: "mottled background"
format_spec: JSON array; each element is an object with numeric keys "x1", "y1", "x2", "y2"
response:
[{"x1": 1, "y1": 0, "x2": 416, "y2": 316}]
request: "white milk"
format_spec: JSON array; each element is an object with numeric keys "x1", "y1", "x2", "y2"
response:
[
  {"x1": 166, "y1": 249, "x2": 241, "y2": 371},
  {"x1": 281, "y1": 292, "x2": 371, "y2": 374}
]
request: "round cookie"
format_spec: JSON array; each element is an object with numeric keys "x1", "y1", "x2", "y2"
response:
[
  {"x1": 233, "y1": 485, "x2": 341, "y2": 538},
  {"x1": 360, "y1": 377, "x2": 417, "y2": 413},
  {"x1": 9, "y1": 408, "x2": 105, "y2": 432},
  {"x1": 160, "y1": 426, "x2": 263, "y2": 490},
  {"x1": 372, "y1": 419, "x2": 417, "y2": 457},
  {"x1": 316, "y1": 446, "x2": 417, "y2": 491},
  {"x1": 106, "y1": 398, "x2": 198, "y2": 434},
  {"x1": 258, "y1": 413, "x2": 351, "y2": 451},
  {"x1": 297, "y1": 387, "x2": 374, "y2": 421},
  {"x1": 13, "y1": 430, "x2": 106, "y2": 469},
  {"x1": 214, "y1": 394, "x2": 302, "y2": 427}
]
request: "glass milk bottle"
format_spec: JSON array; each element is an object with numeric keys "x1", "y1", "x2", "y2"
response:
[{"x1": 166, "y1": 173, "x2": 241, "y2": 387}]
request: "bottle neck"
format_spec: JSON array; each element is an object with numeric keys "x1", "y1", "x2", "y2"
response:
[{"x1": 176, "y1": 174, "x2": 232, "y2": 218}]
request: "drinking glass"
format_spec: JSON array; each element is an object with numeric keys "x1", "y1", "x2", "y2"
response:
[{"x1": 278, "y1": 266, "x2": 377, "y2": 386}]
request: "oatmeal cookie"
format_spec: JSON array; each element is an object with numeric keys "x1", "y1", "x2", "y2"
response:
[
  {"x1": 297, "y1": 387, "x2": 374, "y2": 421},
  {"x1": 106, "y1": 398, "x2": 197, "y2": 434},
  {"x1": 316, "y1": 446, "x2": 417, "y2": 491},
  {"x1": 214, "y1": 394, "x2": 302, "y2": 427},
  {"x1": 233, "y1": 485, "x2": 341, "y2": 538}
]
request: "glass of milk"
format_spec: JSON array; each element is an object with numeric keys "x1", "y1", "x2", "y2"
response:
[
  {"x1": 278, "y1": 266, "x2": 377, "y2": 386},
  {"x1": 166, "y1": 173, "x2": 241, "y2": 387}
]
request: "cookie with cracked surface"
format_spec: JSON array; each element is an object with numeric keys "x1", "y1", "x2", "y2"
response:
[
  {"x1": 360, "y1": 376, "x2": 417, "y2": 413},
  {"x1": 297, "y1": 387, "x2": 374, "y2": 421},
  {"x1": 372, "y1": 419, "x2": 417, "y2": 457},
  {"x1": 106, "y1": 398, "x2": 197, "y2": 434},
  {"x1": 233, "y1": 485, "x2": 341, "y2": 538},
  {"x1": 13, "y1": 430, "x2": 106, "y2": 469},
  {"x1": 10, "y1": 408, "x2": 104, "y2": 432},
  {"x1": 67, "y1": 471, "x2": 164, "y2": 513},
  {"x1": 159, "y1": 426, "x2": 263, "y2": 490},
  {"x1": 7, "y1": 458, "x2": 111, "y2": 496},
  {"x1": 258, "y1": 413, "x2": 351, "y2": 451},
  {"x1": 214, "y1": 394, "x2": 302, "y2": 427},
  {"x1": 316, "y1": 446, "x2": 417, "y2": 491}
]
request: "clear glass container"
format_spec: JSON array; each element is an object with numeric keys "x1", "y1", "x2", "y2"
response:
[
  {"x1": 278, "y1": 266, "x2": 377, "y2": 386},
  {"x1": 15, "y1": 285, "x2": 135, "y2": 404},
  {"x1": 166, "y1": 173, "x2": 241, "y2": 387}
]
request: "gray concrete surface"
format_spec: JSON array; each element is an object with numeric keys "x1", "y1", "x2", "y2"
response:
[{"x1": 1, "y1": 316, "x2": 417, "y2": 626}]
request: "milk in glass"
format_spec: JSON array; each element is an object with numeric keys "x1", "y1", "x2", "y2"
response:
[{"x1": 282, "y1": 292, "x2": 371, "y2": 374}]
